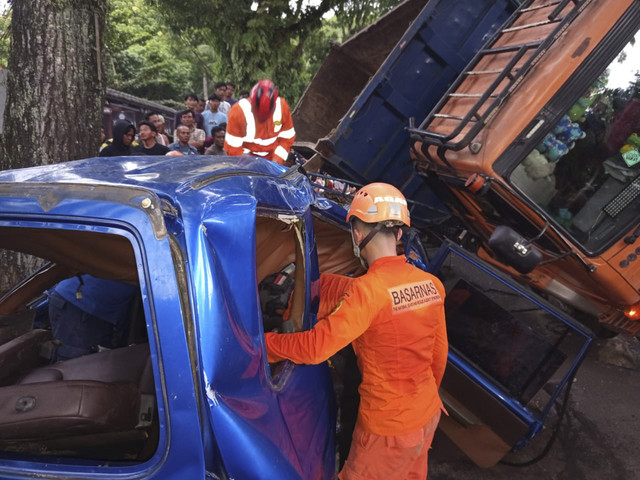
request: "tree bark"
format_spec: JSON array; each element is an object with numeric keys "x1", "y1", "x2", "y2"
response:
[
  {"x1": 1, "y1": 0, "x2": 107, "y2": 170},
  {"x1": 0, "y1": 0, "x2": 107, "y2": 295}
]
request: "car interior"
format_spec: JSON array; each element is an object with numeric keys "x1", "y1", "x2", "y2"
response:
[{"x1": 0, "y1": 227, "x2": 157, "y2": 462}]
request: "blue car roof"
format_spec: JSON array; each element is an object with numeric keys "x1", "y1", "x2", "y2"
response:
[
  {"x1": 0, "y1": 155, "x2": 286, "y2": 196},
  {"x1": 0, "y1": 155, "x2": 349, "y2": 230}
]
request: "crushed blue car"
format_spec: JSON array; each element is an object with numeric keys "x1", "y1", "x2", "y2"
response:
[{"x1": 0, "y1": 156, "x2": 363, "y2": 479}]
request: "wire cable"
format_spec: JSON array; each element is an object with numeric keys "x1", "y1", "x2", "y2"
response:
[{"x1": 499, "y1": 371, "x2": 576, "y2": 467}]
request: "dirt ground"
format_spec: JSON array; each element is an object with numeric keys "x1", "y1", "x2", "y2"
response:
[{"x1": 428, "y1": 335, "x2": 640, "y2": 479}]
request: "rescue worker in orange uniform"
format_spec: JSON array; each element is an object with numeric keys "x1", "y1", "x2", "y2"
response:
[
  {"x1": 224, "y1": 79, "x2": 296, "y2": 165},
  {"x1": 265, "y1": 182, "x2": 448, "y2": 480}
]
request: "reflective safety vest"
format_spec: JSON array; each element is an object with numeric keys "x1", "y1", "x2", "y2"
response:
[{"x1": 224, "y1": 97, "x2": 296, "y2": 165}]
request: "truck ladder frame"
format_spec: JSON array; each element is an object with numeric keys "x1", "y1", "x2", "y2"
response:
[{"x1": 409, "y1": 0, "x2": 590, "y2": 161}]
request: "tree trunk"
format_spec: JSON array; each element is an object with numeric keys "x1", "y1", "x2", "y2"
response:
[
  {"x1": 1, "y1": 0, "x2": 107, "y2": 170},
  {"x1": 0, "y1": 0, "x2": 107, "y2": 295}
]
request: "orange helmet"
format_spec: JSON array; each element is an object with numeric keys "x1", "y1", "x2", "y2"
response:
[
  {"x1": 347, "y1": 182, "x2": 410, "y2": 227},
  {"x1": 250, "y1": 79, "x2": 278, "y2": 122},
  {"x1": 165, "y1": 150, "x2": 184, "y2": 156}
]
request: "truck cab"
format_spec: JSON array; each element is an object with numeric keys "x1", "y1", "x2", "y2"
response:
[{"x1": 411, "y1": 0, "x2": 640, "y2": 335}]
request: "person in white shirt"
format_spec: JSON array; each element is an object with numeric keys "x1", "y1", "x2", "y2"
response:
[{"x1": 214, "y1": 82, "x2": 231, "y2": 115}]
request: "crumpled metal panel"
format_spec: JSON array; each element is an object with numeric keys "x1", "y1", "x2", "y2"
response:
[{"x1": 175, "y1": 164, "x2": 336, "y2": 479}]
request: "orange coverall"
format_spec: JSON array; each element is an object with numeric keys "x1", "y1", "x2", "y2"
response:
[
  {"x1": 265, "y1": 255, "x2": 448, "y2": 478},
  {"x1": 224, "y1": 97, "x2": 296, "y2": 165}
]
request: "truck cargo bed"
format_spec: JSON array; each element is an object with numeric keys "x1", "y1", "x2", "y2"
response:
[{"x1": 294, "y1": 0, "x2": 517, "y2": 225}]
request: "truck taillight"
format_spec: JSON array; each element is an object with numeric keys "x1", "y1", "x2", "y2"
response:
[{"x1": 625, "y1": 306, "x2": 640, "y2": 320}]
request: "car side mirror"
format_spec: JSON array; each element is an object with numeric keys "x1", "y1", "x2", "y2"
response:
[{"x1": 488, "y1": 226, "x2": 543, "y2": 274}]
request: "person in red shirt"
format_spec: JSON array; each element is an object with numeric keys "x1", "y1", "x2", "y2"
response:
[
  {"x1": 224, "y1": 79, "x2": 296, "y2": 165},
  {"x1": 266, "y1": 182, "x2": 448, "y2": 479}
]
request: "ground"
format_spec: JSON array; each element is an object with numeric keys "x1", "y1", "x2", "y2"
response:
[{"x1": 429, "y1": 335, "x2": 640, "y2": 479}]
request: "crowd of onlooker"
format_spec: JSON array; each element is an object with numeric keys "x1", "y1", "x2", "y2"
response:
[{"x1": 100, "y1": 81, "x2": 247, "y2": 157}]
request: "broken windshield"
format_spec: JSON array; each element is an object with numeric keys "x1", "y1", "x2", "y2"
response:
[{"x1": 510, "y1": 37, "x2": 640, "y2": 254}]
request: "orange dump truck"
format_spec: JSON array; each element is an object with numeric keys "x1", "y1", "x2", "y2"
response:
[
  {"x1": 297, "y1": 0, "x2": 640, "y2": 336},
  {"x1": 410, "y1": 0, "x2": 640, "y2": 336}
]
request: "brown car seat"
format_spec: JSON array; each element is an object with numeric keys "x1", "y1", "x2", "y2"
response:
[
  {"x1": 19, "y1": 342, "x2": 153, "y2": 393},
  {"x1": 0, "y1": 343, "x2": 155, "y2": 459},
  {"x1": 0, "y1": 329, "x2": 52, "y2": 386}
]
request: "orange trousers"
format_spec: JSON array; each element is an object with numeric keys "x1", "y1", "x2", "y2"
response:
[{"x1": 338, "y1": 411, "x2": 441, "y2": 480}]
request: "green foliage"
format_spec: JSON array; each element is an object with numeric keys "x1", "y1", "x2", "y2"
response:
[
  {"x1": 298, "y1": 15, "x2": 342, "y2": 90},
  {"x1": 151, "y1": 0, "x2": 335, "y2": 103},
  {"x1": 106, "y1": 0, "x2": 196, "y2": 103},
  {"x1": 148, "y1": 0, "x2": 404, "y2": 104},
  {"x1": 0, "y1": 0, "x2": 404, "y2": 106},
  {"x1": 332, "y1": 0, "x2": 401, "y2": 39},
  {"x1": 1, "y1": 0, "x2": 404, "y2": 105}
]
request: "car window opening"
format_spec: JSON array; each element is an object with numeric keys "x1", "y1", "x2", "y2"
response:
[
  {"x1": 256, "y1": 215, "x2": 305, "y2": 333},
  {"x1": 0, "y1": 227, "x2": 158, "y2": 463},
  {"x1": 435, "y1": 248, "x2": 587, "y2": 414},
  {"x1": 256, "y1": 215, "x2": 307, "y2": 381}
]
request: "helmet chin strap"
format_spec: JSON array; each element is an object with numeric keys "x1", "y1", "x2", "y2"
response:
[
  {"x1": 350, "y1": 230, "x2": 367, "y2": 269},
  {"x1": 351, "y1": 223, "x2": 384, "y2": 269}
]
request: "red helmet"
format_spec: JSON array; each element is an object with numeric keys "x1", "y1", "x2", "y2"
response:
[{"x1": 250, "y1": 79, "x2": 278, "y2": 121}]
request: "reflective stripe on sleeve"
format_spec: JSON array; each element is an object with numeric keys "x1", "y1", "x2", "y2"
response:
[
  {"x1": 273, "y1": 98, "x2": 282, "y2": 132},
  {"x1": 238, "y1": 99, "x2": 256, "y2": 142},
  {"x1": 251, "y1": 136, "x2": 277, "y2": 146},
  {"x1": 225, "y1": 132, "x2": 244, "y2": 148},
  {"x1": 274, "y1": 146, "x2": 288, "y2": 161},
  {"x1": 278, "y1": 127, "x2": 295, "y2": 139}
]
